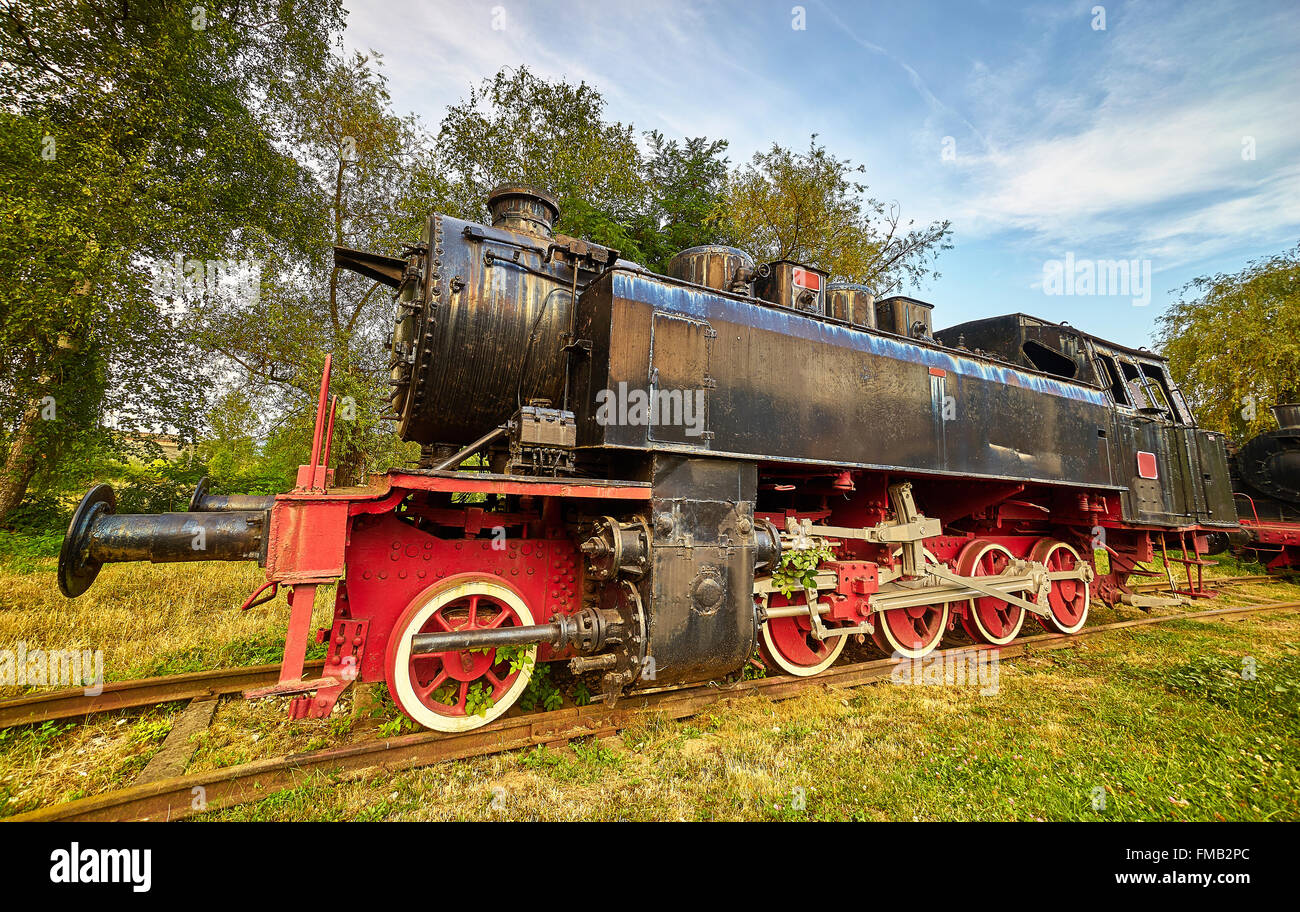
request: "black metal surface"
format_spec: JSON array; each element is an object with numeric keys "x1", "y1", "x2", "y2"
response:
[
  {"x1": 189, "y1": 476, "x2": 275, "y2": 513},
  {"x1": 332, "y1": 246, "x2": 407, "y2": 288},
  {"x1": 410, "y1": 621, "x2": 564, "y2": 654},
  {"x1": 632, "y1": 455, "x2": 758, "y2": 688},
  {"x1": 86, "y1": 511, "x2": 266, "y2": 564},
  {"x1": 357, "y1": 205, "x2": 618, "y2": 447},
  {"x1": 1237, "y1": 426, "x2": 1300, "y2": 505},
  {"x1": 340, "y1": 193, "x2": 1237, "y2": 538},
  {"x1": 60, "y1": 485, "x2": 269, "y2": 598},
  {"x1": 58, "y1": 484, "x2": 115, "y2": 597},
  {"x1": 573, "y1": 269, "x2": 1122, "y2": 490}
]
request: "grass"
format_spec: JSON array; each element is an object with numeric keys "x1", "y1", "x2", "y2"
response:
[
  {"x1": 0, "y1": 531, "x2": 62, "y2": 575},
  {"x1": 0, "y1": 544, "x2": 330, "y2": 694},
  {"x1": 0, "y1": 531, "x2": 1296, "y2": 821}
]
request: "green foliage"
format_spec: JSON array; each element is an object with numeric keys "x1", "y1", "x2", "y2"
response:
[
  {"x1": 1156, "y1": 243, "x2": 1300, "y2": 438},
  {"x1": 0, "y1": 719, "x2": 73, "y2": 750},
  {"x1": 0, "y1": 530, "x2": 63, "y2": 573},
  {"x1": 0, "y1": 494, "x2": 68, "y2": 534},
  {"x1": 464, "y1": 682, "x2": 496, "y2": 718},
  {"x1": 434, "y1": 67, "x2": 645, "y2": 246},
  {"x1": 494, "y1": 645, "x2": 536, "y2": 676},
  {"x1": 772, "y1": 542, "x2": 837, "y2": 598},
  {"x1": 190, "y1": 50, "x2": 426, "y2": 486},
  {"x1": 129, "y1": 717, "x2": 174, "y2": 746},
  {"x1": 111, "y1": 458, "x2": 206, "y2": 515},
  {"x1": 0, "y1": 0, "x2": 344, "y2": 520},
  {"x1": 718, "y1": 136, "x2": 952, "y2": 293},
  {"x1": 518, "y1": 663, "x2": 564, "y2": 712},
  {"x1": 570, "y1": 678, "x2": 592, "y2": 707},
  {"x1": 377, "y1": 716, "x2": 412, "y2": 738}
]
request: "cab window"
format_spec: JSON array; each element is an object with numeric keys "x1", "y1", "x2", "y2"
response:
[
  {"x1": 1118, "y1": 360, "x2": 1149, "y2": 409},
  {"x1": 1096, "y1": 353, "x2": 1130, "y2": 406},
  {"x1": 1141, "y1": 363, "x2": 1191, "y2": 424}
]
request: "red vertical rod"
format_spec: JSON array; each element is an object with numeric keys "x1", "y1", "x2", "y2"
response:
[
  {"x1": 321, "y1": 395, "x2": 338, "y2": 481},
  {"x1": 308, "y1": 354, "x2": 333, "y2": 470},
  {"x1": 279, "y1": 583, "x2": 318, "y2": 684}
]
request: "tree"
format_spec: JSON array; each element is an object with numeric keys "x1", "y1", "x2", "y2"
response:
[
  {"x1": 1156, "y1": 244, "x2": 1300, "y2": 438},
  {"x1": 0, "y1": 0, "x2": 342, "y2": 523},
  {"x1": 717, "y1": 136, "x2": 952, "y2": 293},
  {"x1": 636, "y1": 131, "x2": 730, "y2": 273},
  {"x1": 191, "y1": 51, "x2": 428, "y2": 485},
  {"x1": 433, "y1": 66, "x2": 649, "y2": 258}
]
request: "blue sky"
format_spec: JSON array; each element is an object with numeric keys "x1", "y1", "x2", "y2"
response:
[{"x1": 344, "y1": 0, "x2": 1299, "y2": 349}]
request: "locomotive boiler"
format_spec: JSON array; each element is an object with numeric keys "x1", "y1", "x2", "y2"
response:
[{"x1": 58, "y1": 185, "x2": 1239, "y2": 732}]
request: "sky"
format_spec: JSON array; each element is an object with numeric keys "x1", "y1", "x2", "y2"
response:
[{"x1": 342, "y1": 0, "x2": 1299, "y2": 350}]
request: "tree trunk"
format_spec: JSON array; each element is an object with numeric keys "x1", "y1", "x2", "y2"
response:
[{"x1": 0, "y1": 397, "x2": 46, "y2": 525}]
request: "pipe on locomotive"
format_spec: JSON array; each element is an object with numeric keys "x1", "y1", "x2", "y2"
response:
[
  {"x1": 188, "y1": 475, "x2": 276, "y2": 513},
  {"x1": 58, "y1": 483, "x2": 269, "y2": 598}
]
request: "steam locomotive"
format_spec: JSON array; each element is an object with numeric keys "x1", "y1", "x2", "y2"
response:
[
  {"x1": 57, "y1": 185, "x2": 1239, "y2": 732},
  {"x1": 1224, "y1": 404, "x2": 1300, "y2": 571}
]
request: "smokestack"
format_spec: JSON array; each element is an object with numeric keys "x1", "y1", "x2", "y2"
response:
[
  {"x1": 487, "y1": 185, "x2": 560, "y2": 238},
  {"x1": 1272, "y1": 404, "x2": 1300, "y2": 430}
]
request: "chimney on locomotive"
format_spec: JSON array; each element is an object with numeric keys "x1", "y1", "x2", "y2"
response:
[
  {"x1": 486, "y1": 184, "x2": 560, "y2": 238},
  {"x1": 1272, "y1": 404, "x2": 1300, "y2": 430}
]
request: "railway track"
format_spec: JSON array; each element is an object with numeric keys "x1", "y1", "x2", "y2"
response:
[
  {"x1": 1, "y1": 575, "x2": 1281, "y2": 729},
  {"x1": 0, "y1": 660, "x2": 326, "y2": 729},
  {"x1": 1130, "y1": 573, "x2": 1281, "y2": 592},
  {"x1": 5, "y1": 598, "x2": 1296, "y2": 823}
]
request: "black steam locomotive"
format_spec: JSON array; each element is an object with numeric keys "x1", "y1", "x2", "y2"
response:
[
  {"x1": 1224, "y1": 404, "x2": 1300, "y2": 570},
  {"x1": 59, "y1": 185, "x2": 1238, "y2": 732}
]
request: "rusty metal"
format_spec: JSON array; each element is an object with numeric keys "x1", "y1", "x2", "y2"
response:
[
  {"x1": 0, "y1": 661, "x2": 325, "y2": 729},
  {"x1": 826, "y1": 282, "x2": 875, "y2": 327},
  {"x1": 487, "y1": 184, "x2": 559, "y2": 237},
  {"x1": 667, "y1": 245, "x2": 755, "y2": 294},
  {"x1": 58, "y1": 484, "x2": 267, "y2": 597},
  {"x1": 875, "y1": 294, "x2": 934, "y2": 338},
  {"x1": 753, "y1": 260, "x2": 828, "y2": 314},
  {"x1": 9, "y1": 600, "x2": 1295, "y2": 822},
  {"x1": 189, "y1": 477, "x2": 275, "y2": 513}
]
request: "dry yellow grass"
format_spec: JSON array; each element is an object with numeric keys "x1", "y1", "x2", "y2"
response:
[{"x1": 0, "y1": 557, "x2": 332, "y2": 693}]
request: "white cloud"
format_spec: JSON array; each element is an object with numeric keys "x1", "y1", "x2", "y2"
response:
[{"x1": 929, "y1": 1, "x2": 1300, "y2": 264}]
